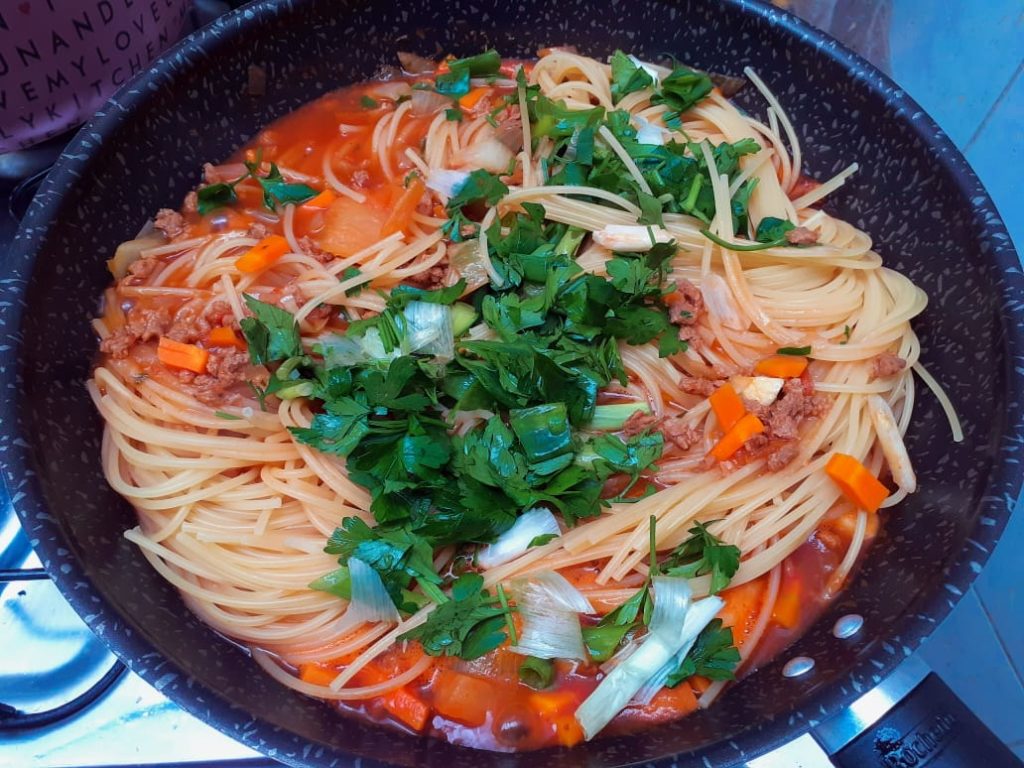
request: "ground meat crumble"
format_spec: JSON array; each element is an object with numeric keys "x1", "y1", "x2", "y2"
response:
[{"x1": 870, "y1": 352, "x2": 906, "y2": 380}]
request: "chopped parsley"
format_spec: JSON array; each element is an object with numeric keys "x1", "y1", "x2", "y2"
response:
[
  {"x1": 239, "y1": 295, "x2": 302, "y2": 365},
  {"x1": 360, "y1": 95, "x2": 379, "y2": 109},
  {"x1": 434, "y1": 49, "x2": 501, "y2": 99},
  {"x1": 665, "y1": 619, "x2": 741, "y2": 684},
  {"x1": 663, "y1": 521, "x2": 741, "y2": 595},
  {"x1": 777, "y1": 345, "x2": 812, "y2": 356},
  {"x1": 755, "y1": 216, "x2": 796, "y2": 243},
  {"x1": 227, "y1": 49, "x2": 762, "y2": 669},
  {"x1": 442, "y1": 169, "x2": 508, "y2": 242},
  {"x1": 196, "y1": 152, "x2": 317, "y2": 214},
  {"x1": 610, "y1": 50, "x2": 655, "y2": 102},
  {"x1": 398, "y1": 573, "x2": 512, "y2": 659}
]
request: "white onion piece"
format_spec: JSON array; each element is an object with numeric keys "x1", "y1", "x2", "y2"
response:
[
  {"x1": 370, "y1": 81, "x2": 413, "y2": 101},
  {"x1": 317, "y1": 329, "x2": 395, "y2": 367},
  {"x1": 455, "y1": 136, "x2": 515, "y2": 174},
  {"x1": 448, "y1": 240, "x2": 491, "y2": 292},
  {"x1": 402, "y1": 301, "x2": 454, "y2": 361},
  {"x1": 731, "y1": 375, "x2": 785, "y2": 407},
  {"x1": 478, "y1": 507, "x2": 561, "y2": 569},
  {"x1": 867, "y1": 395, "x2": 917, "y2": 493},
  {"x1": 633, "y1": 115, "x2": 667, "y2": 146},
  {"x1": 701, "y1": 272, "x2": 746, "y2": 330},
  {"x1": 410, "y1": 88, "x2": 450, "y2": 117},
  {"x1": 107, "y1": 233, "x2": 164, "y2": 279},
  {"x1": 575, "y1": 578, "x2": 724, "y2": 740},
  {"x1": 426, "y1": 169, "x2": 470, "y2": 199},
  {"x1": 593, "y1": 225, "x2": 673, "y2": 252},
  {"x1": 343, "y1": 557, "x2": 400, "y2": 625},
  {"x1": 510, "y1": 571, "x2": 594, "y2": 660}
]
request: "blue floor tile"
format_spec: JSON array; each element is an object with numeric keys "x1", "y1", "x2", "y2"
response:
[
  {"x1": 917, "y1": 588, "x2": 1024, "y2": 749},
  {"x1": 964, "y1": 65, "x2": 1024, "y2": 253},
  {"x1": 975, "y1": 489, "x2": 1024, "y2": 675},
  {"x1": 889, "y1": 0, "x2": 1024, "y2": 147}
]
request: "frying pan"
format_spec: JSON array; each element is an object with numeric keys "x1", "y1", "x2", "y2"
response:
[{"x1": 2, "y1": 0, "x2": 1022, "y2": 765}]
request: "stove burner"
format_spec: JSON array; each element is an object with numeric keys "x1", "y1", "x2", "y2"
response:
[{"x1": 0, "y1": 660, "x2": 124, "y2": 731}]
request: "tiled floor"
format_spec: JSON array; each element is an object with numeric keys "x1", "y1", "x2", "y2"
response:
[{"x1": 803, "y1": 0, "x2": 1024, "y2": 758}]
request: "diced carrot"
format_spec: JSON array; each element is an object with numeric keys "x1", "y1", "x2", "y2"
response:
[
  {"x1": 303, "y1": 189, "x2": 337, "y2": 209},
  {"x1": 318, "y1": 194, "x2": 389, "y2": 258},
  {"x1": 298, "y1": 663, "x2": 336, "y2": 687},
  {"x1": 383, "y1": 686, "x2": 431, "y2": 732},
  {"x1": 208, "y1": 326, "x2": 245, "y2": 349},
  {"x1": 157, "y1": 337, "x2": 209, "y2": 373},
  {"x1": 716, "y1": 576, "x2": 767, "y2": 648},
  {"x1": 826, "y1": 453, "x2": 890, "y2": 513},
  {"x1": 755, "y1": 354, "x2": 808, "y2": 378},
  {"x1": 235, "y1": 234, "x2": 290, "y2": 274},
  {"x1": 708, "y1": 382, "x2": 745, "y2": 432},
  {"x1": 432, "y1": 670, "x2": 495, "y2": 727},
  {"x1": 709, "y1": 413, "x2": 765, "y2": 461},
  {"x1": 686, "y1": 676, "x2": 711, "y2": 695},
  {"x1": 772, "y1": 583, "x2": 801, "y2": 629},
  {"x1": 529, "y1": 690, "x2": 585, "y2": 747},
  {"x1": 459, "y1": 86, "x2": 491, "y2": 110},
  {"x1": 381, "y1": 178, "x2": 426, "y2": 237}
]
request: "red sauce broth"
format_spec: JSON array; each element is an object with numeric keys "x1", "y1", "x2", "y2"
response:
[
  {"x1": 312, "y1": 508, "x2": 875, "y2": 752},
  {"x1": 103, "y1": 73, "x2": 881, "y2": 751}
]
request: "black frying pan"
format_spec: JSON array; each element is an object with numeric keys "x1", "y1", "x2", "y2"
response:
[{"x1": 2, "y1": 1, "x2": 1022, "y2": 766}]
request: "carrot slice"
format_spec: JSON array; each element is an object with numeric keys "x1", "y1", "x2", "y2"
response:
[
  {"x1": 298, "y1": 663, "x2": 337, "y2": 687},
  {"x1": 208, "y1": 326, "x2": 245, "y2": 349},
  {"x1": 826, "y1": 453, "x2": 890, "y2": 513},
  {"x1": 303, "y1": 189, "x2": 337, "y2": 209},
  {"x1": 381, "y1": 178, "x2": 426, "y2": 237},
  {"x1": 235, "y1": 234, "x2": 290, "y2": 274},
  {"x1": 708, "y1": 382, "x2": 745, "y2": 432},
  {"x1": 772, "y1": 582, "x2": 801, "y2": 629},
  {"x1": 157, "y1": 337, "x2": 209, "y2": 373},
  {"x1": 755, "y1": 354, "x2": 808, "y2": 378},
  {"x1": 709, "y1": 413, "x2": 765, "y2": 461},
  {"x1": 459, "y1": 86, "x2": 491, "y2": 110},
  {"x1": 383, "y1": 686, "x2": 431, "y2": 732},
  {"x1": 431, "y1": 670, "x2": 495, "y2": 727}
]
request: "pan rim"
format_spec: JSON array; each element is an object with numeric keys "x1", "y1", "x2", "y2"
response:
[{"x1": 2, "y1": 0, "x2": 1022, "y2": 765}]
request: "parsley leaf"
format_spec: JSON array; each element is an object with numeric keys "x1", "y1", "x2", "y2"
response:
[
  {"x1": 447, "y1": 49, "x2": 502, "y2": 77},
  {"x1": 652, "y1": 65, "x2": 714, "y2": 115},
  {"x1": 610, "y1": 50, "x2": 654, "y2": 102},
  {"x1": 239, "y1": 295, "x2": 302, "y2": 365},
  {"x1": 360, "y1": 95, "x2": 379, "y2": 109},
  {"x1": 196, "y1": 182, "x2": 237, "y2": 215},
  {"x1": 443, "y1": 170, "x2": 508, "y2": 242},
  {"x1": 398, "y1": 573, "x2": 509, "y2": 659},
  {"x1": 777, "y1": 345, "x2": 811, "y2": 356},
  {"x1": 663, "y1": 521, "x2": 740, "y2": 594},
  {"x1": 247, "y1": 161, "x2": 318, "y2": 210},
  {"x1": 755, "y1": 216, "x2": 796, "y2": 243},
  {"x1": 665, "y1": 619, "x2": 741, "y2": 684}
]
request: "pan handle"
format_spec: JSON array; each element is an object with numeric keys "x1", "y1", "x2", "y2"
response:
[{"x1": 806, "y1": 656, "x2": 1022, "y2": 767}]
